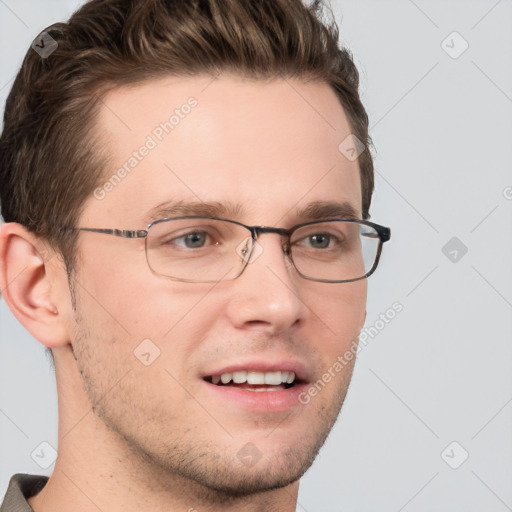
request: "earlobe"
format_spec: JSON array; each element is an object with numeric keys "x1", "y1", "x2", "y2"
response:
[{"x1": 0, "y1": 222, "x2": 70, "y2": 348}]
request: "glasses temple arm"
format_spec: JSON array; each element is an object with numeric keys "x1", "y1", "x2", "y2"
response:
[{"x1": 78, "y1": 228, "x2": 148, "y2": 238}]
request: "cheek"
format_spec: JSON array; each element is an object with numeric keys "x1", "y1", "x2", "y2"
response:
[
  {"x1": 310, "y1": 281, "x2": 366, "y2": 350},
  {"x1": 76, "y1": 241, "x2": 202, "y2": 336},
  {"x1": 73, "y1": 245, "x2": 226, "y2": 380}
]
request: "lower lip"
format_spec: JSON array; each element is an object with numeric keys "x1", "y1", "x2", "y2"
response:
[{"x1": 203, "y1": 380, "x2": 309, "y2": 413}]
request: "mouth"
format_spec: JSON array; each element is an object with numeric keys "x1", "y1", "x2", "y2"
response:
[
  {"x1": 201, "y1": 363, "x2": 309, "y2": 412},
  {"x1": 201, "y1": 360, "x2": 311, "y2": 414},
  {"x1": 204, "y1": 370, "x2": 298, "y2": 392}
]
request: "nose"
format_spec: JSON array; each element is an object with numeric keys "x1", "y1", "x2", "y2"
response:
[{"x1": 224, "y1": 234, "x2": 305, "y2": 334}]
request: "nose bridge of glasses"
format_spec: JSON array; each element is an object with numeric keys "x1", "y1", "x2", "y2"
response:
[
  {"x1": 252, "y1": 225, "x2": 292, "y2": 252},
  {"x1": 235, "y1": 226, "x2": 292, "y2": 274},
  {"x1": 253, "y1": 226, "x2": 289, "y2": 236}
]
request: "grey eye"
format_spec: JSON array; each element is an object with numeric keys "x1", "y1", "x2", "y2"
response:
[
  {"x1": 307, "y1": 234, "x2": 331, "y2": 249},
  {"x1": 179, "y1": 232, "x2": 208, "y2": 248}
]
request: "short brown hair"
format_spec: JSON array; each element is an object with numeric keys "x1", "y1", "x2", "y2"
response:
[{"x1": 0, "y1": 0, "x2": 374, "y2": 269}]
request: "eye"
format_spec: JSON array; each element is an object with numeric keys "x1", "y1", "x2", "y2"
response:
[
  {"x1": 296, "y1": 231, "x2": 343, "y2": 250},
  {"x1": 172, "y1": 231, "x2": 212, "y2": 249},
  {"x1": 291, "y1": 221, "x2": 356, "y2": 253},
  {"x1": 306, "y1": 233, "x2": 332, "y2": 249}
]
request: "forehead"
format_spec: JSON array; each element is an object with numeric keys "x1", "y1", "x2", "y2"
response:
[{"x1": 85, "y1": 74, "x2": 362, "y2": 226}]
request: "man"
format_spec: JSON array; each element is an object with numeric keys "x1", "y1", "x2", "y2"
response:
[{"x1": 0, "y1": 0, "x2": 390, "y2": 510}]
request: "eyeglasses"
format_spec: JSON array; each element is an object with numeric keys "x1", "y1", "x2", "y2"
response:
[{"x1": 78, "y1": 216, "x2": 391, "y2": 283}]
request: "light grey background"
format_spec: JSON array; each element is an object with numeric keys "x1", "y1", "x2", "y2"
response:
[{"x1": 1, "y1": 1, "x2": 511, "y2": 510}]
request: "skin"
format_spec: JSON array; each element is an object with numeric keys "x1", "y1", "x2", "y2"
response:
[{"x1": 0, "y1": 75, "x2": 366, "y2": 512}]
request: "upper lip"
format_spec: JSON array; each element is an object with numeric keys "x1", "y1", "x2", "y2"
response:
[{"x1": 202, "y1": 359, "x2": 309, "y2": 382}]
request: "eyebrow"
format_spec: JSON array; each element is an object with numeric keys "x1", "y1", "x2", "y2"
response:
[
  {"x1": 296, "y1": 201, "x2": 360, "y2": 221},
  {"x1": 144, "y1": 200, "x2": 245, "y2": 224},
  {"x1": 143, "y1": 200, "x2": 360, "y2": 225}
]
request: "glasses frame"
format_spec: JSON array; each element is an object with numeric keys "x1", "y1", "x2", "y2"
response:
[{"x1": 78, "y1": 216, "x2": 391, "y2": 284}]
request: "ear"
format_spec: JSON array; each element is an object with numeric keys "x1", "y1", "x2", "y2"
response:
[{"x1": 0, "y1": 222, "x2": 70, "y2": 348}]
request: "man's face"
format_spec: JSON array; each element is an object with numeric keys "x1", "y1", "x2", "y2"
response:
[{"x1": 67, "y1": 75, "x2": 366, "y2": 494}]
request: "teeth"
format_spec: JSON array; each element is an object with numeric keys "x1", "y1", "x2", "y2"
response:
[
  {"x1": 211, "y1": 370, "x2": 296, "y2": 386},
  {"x1": 247, "y1": 371, "x2": 265, "y2": 385},
  {"x1": 264, "y1": 371, "x2": 282, "y2": 385},
  {"x1": 220, "y1": 373, "x2": 232, "y2": 384},
  {"x1": 248, "y1": 386, "x2": 284, "y2": 392},
  {"x1": 233, "y1": 371, "x2": 247, "y2": 383}
]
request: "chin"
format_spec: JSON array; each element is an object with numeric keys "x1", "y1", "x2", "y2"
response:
[
  {"x1": 181, "y1": 446, "x2": 315, "y2": 498},
  {"x1": 145, "y1": 425, "x2": 332, "y2": 500}
]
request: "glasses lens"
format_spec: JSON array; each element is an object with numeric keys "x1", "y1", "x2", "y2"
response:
[
  {"x1": 290, "y1": 221, "x2": 380, "y2": 282},
  {"x1": 146, "y1": 218, "x2": 250, "y2": 282},
  {"x1": 146, "y1": 218, "x2": 382, "y2": 283}
]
